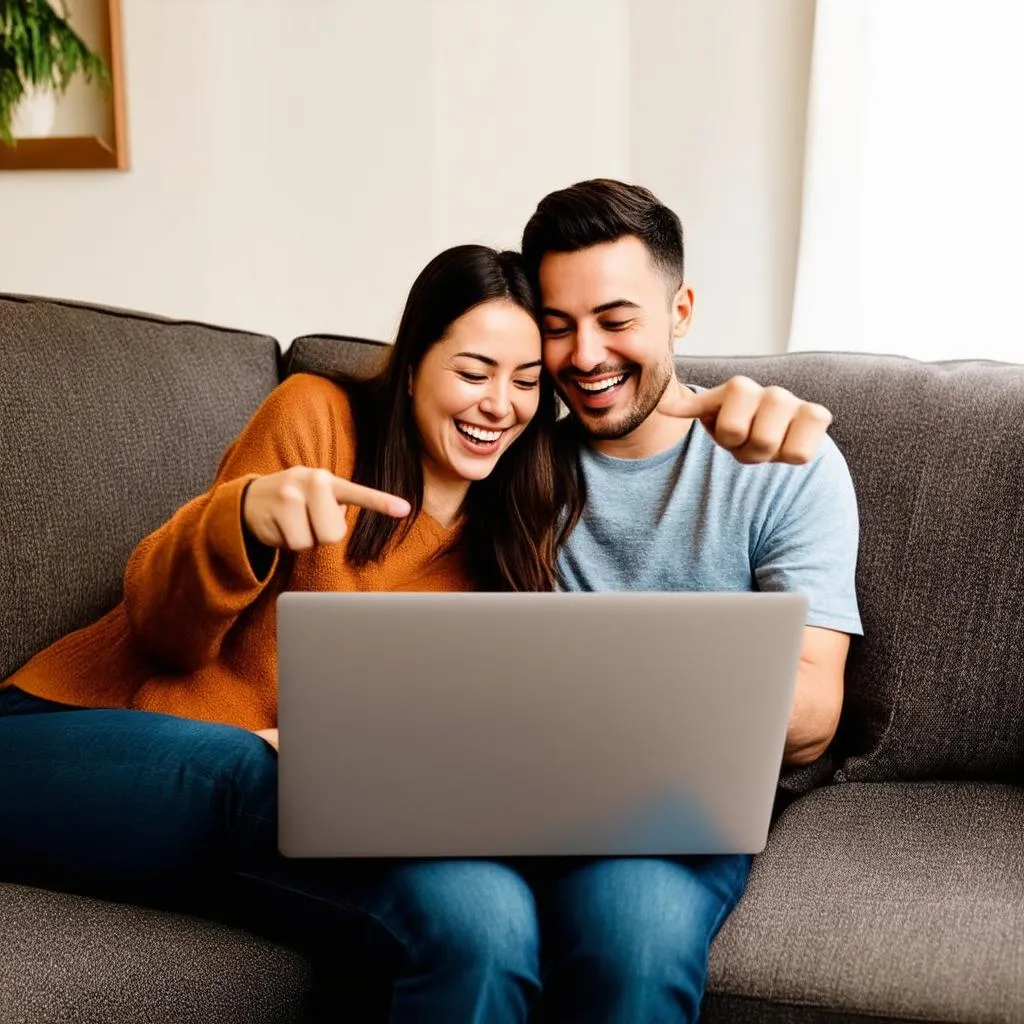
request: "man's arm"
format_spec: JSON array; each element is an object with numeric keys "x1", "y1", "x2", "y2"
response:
[
  {"x1": 743, "y1": 425, "x2": 862, "y2": 765},
  {"x1": 784, "y1": 626, "x2": 850, "y2": 765}
]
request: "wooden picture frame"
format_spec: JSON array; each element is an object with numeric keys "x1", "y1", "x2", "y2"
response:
[{"x1": 0, "y1": 0, "x2": 129, "y2": 171}]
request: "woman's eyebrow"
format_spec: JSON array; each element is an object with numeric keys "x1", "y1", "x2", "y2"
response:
[{"x1": 454, "y1": 353, "x2": 542, "y2": 370}]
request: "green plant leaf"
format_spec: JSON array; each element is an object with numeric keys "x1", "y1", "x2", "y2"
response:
[{"x1": 0, "y1": 0, "x2": 111, "y2": 145}]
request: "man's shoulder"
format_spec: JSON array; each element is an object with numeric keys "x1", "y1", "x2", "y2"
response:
[{"x1": 667, "y1": 414, "x2": 855, "y2": 551}]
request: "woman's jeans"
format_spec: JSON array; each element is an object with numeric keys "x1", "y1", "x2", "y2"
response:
[{"x1": 0, "y1": 686, "x2": 751, "y2": 1023}]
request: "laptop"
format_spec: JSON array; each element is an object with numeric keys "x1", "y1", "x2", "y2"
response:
[{"x1": 277, "y1": 590, "x2": 807, "y2": 858}]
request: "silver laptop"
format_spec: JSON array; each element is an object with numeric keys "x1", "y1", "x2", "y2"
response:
[{"x1": 277, "y1": 591, "x2": 807, "y2": 858}]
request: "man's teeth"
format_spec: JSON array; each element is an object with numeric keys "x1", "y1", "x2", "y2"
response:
[
  {"x1": 577, "y1": 374, "x2": 627, "y2": 393},
  {"x1": 457, "y1": 422, "x2": 502, "y2": 443}
]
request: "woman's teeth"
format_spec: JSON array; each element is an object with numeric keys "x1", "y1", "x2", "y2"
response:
[
  {"x1": 456, "y1": 422, "x2": 503, "y2": 443},
  {"x1": 577, "y1": 374, "x2": 627, "y2": 393}
]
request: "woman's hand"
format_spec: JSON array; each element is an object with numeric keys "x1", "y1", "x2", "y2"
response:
[
  {"x1": 243, "y1": 467, "x2": 411, "y2": 551},
  {"x1": 254, "y1": 728, "x2": 279, "y2": 751}
]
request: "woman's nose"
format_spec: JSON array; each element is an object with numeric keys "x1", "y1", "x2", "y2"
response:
[{"x1": 478, "y1": 381, "x2": 512, "y2": 419}]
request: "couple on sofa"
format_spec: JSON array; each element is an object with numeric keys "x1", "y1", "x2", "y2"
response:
[{"x1": 0, "y1": 179, "x2": 862, "y2": 1022}]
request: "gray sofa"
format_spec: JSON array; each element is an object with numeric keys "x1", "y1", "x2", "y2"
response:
[{"x1": 1, "y1": 292, "x2": 1021, "y2": 1023}]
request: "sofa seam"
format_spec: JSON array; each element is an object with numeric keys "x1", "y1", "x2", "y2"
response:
[
  {"x1": 705, "y1": 988, "x2": 967, "y2": 1023},
  {"x1": 0, "y1": 292, "x2": 280, "y2": 345}
]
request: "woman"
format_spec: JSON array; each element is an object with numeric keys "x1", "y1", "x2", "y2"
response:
[{"x1": 0, "y1": 245, "x2": 582, "y2": 1020}]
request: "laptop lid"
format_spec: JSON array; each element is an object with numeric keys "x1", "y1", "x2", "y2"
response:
[{"x1": 277, "y1": 591, "x2": 807, "y2": 858}]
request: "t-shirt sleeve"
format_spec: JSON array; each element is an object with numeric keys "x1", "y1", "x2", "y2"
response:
[{"x1": 752, "y1": 435, "x2": 864, "y2": 635}]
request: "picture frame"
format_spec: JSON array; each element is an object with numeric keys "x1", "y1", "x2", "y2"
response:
[{"x1": 0, "y1": 0, "x2": 128, "y2": 171}]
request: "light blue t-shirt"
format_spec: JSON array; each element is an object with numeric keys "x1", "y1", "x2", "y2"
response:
[{"x1": 556, "y1": 407, "x2": 863, "y2": 636}]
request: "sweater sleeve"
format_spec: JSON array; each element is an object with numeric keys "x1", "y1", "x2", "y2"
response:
[{"x1": 122, "y1": 374, "x2": 346, "y2": 671}]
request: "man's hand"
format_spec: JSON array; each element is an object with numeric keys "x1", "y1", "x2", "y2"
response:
[
  {"x1": 658, "y1": 376, "x2": 833, "y2": 465},
  {"x1": 244, "y1": 467, "x2": 411, "y2": 551},
  {"x1": 254, "y1": 728, "x2": 279, "y2": 751}
]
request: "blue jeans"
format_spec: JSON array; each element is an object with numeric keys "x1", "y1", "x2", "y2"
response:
[{"x1": 0, "y1": 686, "x2": 750, "y2": 1022}]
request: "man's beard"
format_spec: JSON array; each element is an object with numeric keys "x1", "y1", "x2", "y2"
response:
[{"x1": 563, "y1": 354, "x2": 675, "y2": 441}]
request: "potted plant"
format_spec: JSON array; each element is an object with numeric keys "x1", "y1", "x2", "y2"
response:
[{"x1": 0, "y1": 0, "x2": 109, "y2": 146}]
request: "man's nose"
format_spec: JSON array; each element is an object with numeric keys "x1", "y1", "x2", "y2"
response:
[{"x1": 571, "y1": 323, "x2": 606, "y2": 373}]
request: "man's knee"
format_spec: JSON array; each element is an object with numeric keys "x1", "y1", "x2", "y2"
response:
[
  {"x1": 544, "y1": 856, "x2": 749, "y2": 1017},
  {"x1": 390, "y1": 860, "x2": 540, "y2": 979},
  {"x1": 571, "y1": 859, "x2": 713, "y2": 962}
]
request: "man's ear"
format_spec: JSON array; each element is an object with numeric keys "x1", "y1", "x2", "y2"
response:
[{"x1": 671, "y1": 283, "x2": 695, "y2": 342}]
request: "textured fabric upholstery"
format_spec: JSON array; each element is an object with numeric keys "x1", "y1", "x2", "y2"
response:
[
  {"x1": 676, "y1": 353, "x2": 1024, "y2": 784},
  {"x1": 703, "y1": 781, "x2": 1024, "y2": 1024},
  {"x1": 0, "y1": 883, "x2": 311, "y2": 1024},
  {"x1": 0, "y1": 294, "x2": 280, "y2": 682},
  {"x1": 284, "y1": 333, "x2": 389, "y2": 380}
]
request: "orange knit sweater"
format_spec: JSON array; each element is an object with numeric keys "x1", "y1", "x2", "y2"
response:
[{"x1": 3, "y1": 373, "x2": 470, "y2": 730}]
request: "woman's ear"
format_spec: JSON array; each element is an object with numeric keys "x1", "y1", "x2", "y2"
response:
[{"x1": 408, "y1": 366, "x2": 414, "y2": 397}]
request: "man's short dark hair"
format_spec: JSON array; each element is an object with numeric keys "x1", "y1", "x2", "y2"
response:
[{"x1": 521, "y1": 178, "x2": 684, "y2": 290}]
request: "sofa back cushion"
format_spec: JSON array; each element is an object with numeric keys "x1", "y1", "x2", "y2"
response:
[
  {"x1": 286, "y1": 336, "x2": 1024, "y2": 783},
  {"x1": 283, "y1": 333, "x2": 390, "y2": 380},
  {"x1": 0, "y1": 294, "x2": 280, "y2": 682},
  {"x1": 676, "y1": 352, "x2": 1024, "y2": 784}
]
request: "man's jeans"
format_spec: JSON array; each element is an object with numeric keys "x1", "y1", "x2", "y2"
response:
[{"x1": 0, "y1": 686, "x2": 750, "y2": 1022}]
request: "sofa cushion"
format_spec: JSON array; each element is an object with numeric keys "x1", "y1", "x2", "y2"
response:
[
  {"x1": 0, "y1": 294, "x2": 281, "y2": 682},
  {"x1": 284, "y1": 333, "x2": 389, "y2": 380},
  {"x1": 0, "y1": 882, "x2": 310, "y2": 1024},
  {"x1": 676, "y1": 353, "x2": 1024, "y2": 784},
  {"x1": 702, "y1": 781, "x2": 1024, "y2": 1024}
]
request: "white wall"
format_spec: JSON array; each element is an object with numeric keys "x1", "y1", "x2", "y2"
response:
[
  {"x1": 0, "y1": 0, "x2": 811, "y2": 355},
  {"x1": 631, "y1": 0, "x2": 816, "y2": 355}
]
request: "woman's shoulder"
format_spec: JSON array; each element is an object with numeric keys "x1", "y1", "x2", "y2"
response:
[
  {"x1": 235, "y1": 372, "x2": 364, "y2": 472},
  {"x1": 274, "y1": 371, "x2": 353, "y2": 409},
  {"x1": 264, "y1": 372, "x2": 358, "y2": 431}
]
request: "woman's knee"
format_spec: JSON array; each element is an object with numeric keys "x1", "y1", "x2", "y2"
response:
[
  {"x1": 0, "y1": 709, "x2": 278, "y2": 893},
  {"x1": 163, "y1": 717, "x2": 277, "y2": 800},
  {"x1": 149, "y1": 716, "x2": 278, "y2": 857}
]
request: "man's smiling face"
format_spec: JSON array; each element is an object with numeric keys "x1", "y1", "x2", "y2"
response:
[{"x1": 538, "y1": 235, "x2": 692, "y2": 443}]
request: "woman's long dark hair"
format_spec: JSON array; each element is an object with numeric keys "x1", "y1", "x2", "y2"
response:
[{"x1": 340, "y1": 244, "x2": 584, "y2": 591}]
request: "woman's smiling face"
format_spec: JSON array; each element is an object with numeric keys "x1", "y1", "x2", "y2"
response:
[{"x1": 411, "y1": 298, "x2": 543, "y2": 487}]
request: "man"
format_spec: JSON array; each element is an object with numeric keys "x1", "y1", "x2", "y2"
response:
[{"x1": 510, "y1": 178, "x2": 862, "y2": 1021}]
